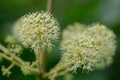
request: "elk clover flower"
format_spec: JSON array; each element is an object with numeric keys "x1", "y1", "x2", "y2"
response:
[
  {"x1": 60, "y1": 23, "x2": 116, "y2": 72},
  {"x1": 61, "y1": 33, "x2": 99, "y2": 71},
  {"x1": 84, "y1": 23, "x2": 116, "y2": 69},
  {"x1": 13, "y1": 11, "x2": 60, "y2": 49}
]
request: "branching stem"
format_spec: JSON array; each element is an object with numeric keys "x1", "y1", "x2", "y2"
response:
[{"x1": 0, "y1": 44, "x2": 39, "y2": 75}]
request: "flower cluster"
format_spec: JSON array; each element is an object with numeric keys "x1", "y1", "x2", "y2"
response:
[
  {"x1": 60, "y1": 23, "x2": 116, "y2": 72},
  {"x1": 13, "y1": 11, "x2": 60, "y2": 50},
  {"x1": 0, "y1": 9, "x2": 116, "y2": 80},
  {"x1": 61, "y1": 33, "x2": 99, "y2": 71},
  {"x1": 84, "y1": 24, "x2": 116, "y2": 69}
]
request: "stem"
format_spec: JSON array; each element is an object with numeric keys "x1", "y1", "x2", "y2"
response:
[
  {"x1": 40, "y1": 50, "x2": 46, "y2": 73},
  {"x1": 0, "y1": 53, "x2": 20, "y2": 66},
  {"x1": 34, "y1": 48, "x2": 47, "y2": 80},
  {"x1": 0, "y1": 44, "x2": 23, "y2": 64},
  {"x1": 44, "y1": 60, "x2": 67, "y2": 78},
  {"x1": 0, "y1": 44, "x2": 39, "y2": 75},
  {"x1": 5, "y1": 63, "x2": 14, "y2": 73},
  {"x1": 47, "y1": 0, "x2": 54, "y2": 13},
  {"x1": 0, "y1": 44, "x2": 9, "y2": 54},
  {"x1": 35, "y1": 0, "x2": 55, "y2": 79}
]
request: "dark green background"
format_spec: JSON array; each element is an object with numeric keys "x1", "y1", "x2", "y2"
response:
[{"x1": 0, "y1": 0, "x2": 120, "y2": 80}]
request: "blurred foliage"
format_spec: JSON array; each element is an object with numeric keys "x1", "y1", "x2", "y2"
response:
[{"x1": 0, "y1": 0, "x2": 120, "y2": 80}]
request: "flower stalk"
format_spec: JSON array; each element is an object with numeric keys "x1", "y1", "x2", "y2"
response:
[
  {"x1": 34, "y1": 48, "x2": 47, "y2": 80},
  {"x1": 47, "y1": 0, "x2": 54, "y2": 13}
]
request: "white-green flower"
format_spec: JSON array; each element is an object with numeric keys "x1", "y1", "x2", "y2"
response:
[
  {"x1": 60, "y1": 23, "x2": 116, "y2": 72},
  {"x1": 61, "y1": 33, "x2": 99, "y2": 71},
  {"x1": 84, "y1": 23, "x2": 116, "y2": 69},
  {"x1": 13, "y1": 11, "x2": 60, "y2": 50}
]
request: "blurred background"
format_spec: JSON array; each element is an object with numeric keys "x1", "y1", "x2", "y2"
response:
[{"x1": 0, "y1": 0, "x2": 120, "y2": 80}]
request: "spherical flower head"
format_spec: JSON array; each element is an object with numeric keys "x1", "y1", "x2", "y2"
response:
[
  {"x1": 84, "y1": 23, "x2": 116, "y2": 69},
  {"x1": 13, "y1": 11, "x2": 60, "y2": 49},
  {"x1": 60, "y1": 23, "x2": 116, "y2": 72},
  {"x1": 61, "y1": 34, "x2": 99, "y2": 72}
]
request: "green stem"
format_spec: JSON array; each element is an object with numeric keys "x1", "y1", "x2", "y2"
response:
[
  {"x1": 35, "y1": 0, "x2": 55, "y2": 79},
  {"x1": 0, "y1": 53, "x2": 20, "y2": 66},
  {"x1": 0, "y1": 44, "x2": 39, "y2": 75},
  {"x1": 40, "y1": 50, "x2": 46, "y2": 73},
  {"x1": 47, "y1": 0, "x2": 54, "y2": 13},
  {"x1": 0, "y1": 44, "x2": 9, "y2": 54},
  {"x1": 0, "y1": 44, "x2": 23, "y2": 64},
  {"x1": 44, "y1": 60, "x2": 67, "y2": 79},
  {"x1": 34, "y1": 48, "x2": 47, "y2": 80}
]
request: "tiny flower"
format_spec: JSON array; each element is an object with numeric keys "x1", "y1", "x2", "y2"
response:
[
  {"x1": 13, "y1": 11, "x2": 60, "y2": 50},
  {"x1": 1, "y1": 66, "x2": 12, "y2": 77},
  {"x1": 21, "y1": 62, "x2": 31, "y2": 75}
]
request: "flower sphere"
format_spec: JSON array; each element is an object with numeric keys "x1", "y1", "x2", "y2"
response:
[
  {"x1": 84, "y1": 23, "x2": 116, "y2": 69},
  {"x1": 60, "y1": 23, "x2": 116, "y2": 72},
  {"x1": 13, "y1": 11, "x2": 60, "y2": 49},
  {"x1": 61, "y1": 34, "x2": 99, "y2": 71}
]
